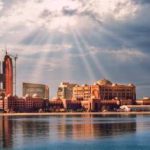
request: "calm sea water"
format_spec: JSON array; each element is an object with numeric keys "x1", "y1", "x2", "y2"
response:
[{"x1": 0, "y1": 114, "x2": 150, "y2": 150}]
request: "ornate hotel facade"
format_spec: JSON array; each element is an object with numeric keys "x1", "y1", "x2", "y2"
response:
[{"x1": 73, "y1": 79, "x2": 136, "y2": 102}]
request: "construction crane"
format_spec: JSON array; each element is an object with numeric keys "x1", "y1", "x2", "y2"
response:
[
  {"x1": 11, "y1": 54, "x2": 18, "y2": 96},
  {"x1": 8, "y1": 53, "x2": 18, "y2": 96}
]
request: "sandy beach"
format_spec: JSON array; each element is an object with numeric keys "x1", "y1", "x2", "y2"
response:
[{"x1": 1, "y1": 112, "x2": 150, "y2": 116}]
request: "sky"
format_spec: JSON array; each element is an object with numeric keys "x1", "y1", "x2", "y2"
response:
[{"x1": 0, "y1": 0, "x2": 150, "y2": 98}]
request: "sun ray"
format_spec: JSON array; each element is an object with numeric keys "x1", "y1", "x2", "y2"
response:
[
  {"x1": 21, "y1": 29, "x2": 53, "y2": 83},
  {"x1": 72, "y1": 27, "x2": 111, "y2": 80},
  {"x1": 70, "y1": 27, "x2": 96, "y2": 82}
]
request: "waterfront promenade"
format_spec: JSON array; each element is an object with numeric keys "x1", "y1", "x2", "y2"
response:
[{"x1": 1, "y1": 112, "x2": 150, "y2": 116}]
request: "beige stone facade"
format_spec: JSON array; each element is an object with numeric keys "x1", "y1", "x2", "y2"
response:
[
  {"x1": 73, "y1": 79, "x2": 136, "y2": 102},
  {"x1": 57, "y1": 82, "x2": 77, "y2": 99},
  {"x1": 73, "y1": 84, "x2": 91, "y2": 100}
]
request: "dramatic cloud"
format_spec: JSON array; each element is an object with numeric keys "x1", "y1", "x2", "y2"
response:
[
  {"x1": 0, "y1": 0, "x2": 150, "y2": 97},
  {"x1": 0, "y1": 0, "x2": 3, "y2": 11}
]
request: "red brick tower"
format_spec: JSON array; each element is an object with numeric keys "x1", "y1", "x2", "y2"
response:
[{"x1": 3, "y1": 54, "x2": 13, "y2": 96}]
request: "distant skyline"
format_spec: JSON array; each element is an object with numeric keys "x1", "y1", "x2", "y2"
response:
[{"x1": 0, "y1": 0, "x2": 150, "y2": 98}]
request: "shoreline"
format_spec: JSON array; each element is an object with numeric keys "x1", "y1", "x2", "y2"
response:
[{"x1": 1, "y1": 112, "x2": 150, "y2": 116}]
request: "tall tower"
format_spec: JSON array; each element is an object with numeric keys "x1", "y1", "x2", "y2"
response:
[{"x1": 3, "y1": 54, "x2": 13, "y2": 96}]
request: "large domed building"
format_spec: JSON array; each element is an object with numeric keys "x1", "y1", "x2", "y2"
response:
[
  {"x1": 73, "y1": 79, "x2": 136, "y2": 104},
  {"x1": 96, "y1": 79, "x2": 112, "y2": 85},
  {"x1": 92, "y1": 79, "x2": 136, "y2": 101}
]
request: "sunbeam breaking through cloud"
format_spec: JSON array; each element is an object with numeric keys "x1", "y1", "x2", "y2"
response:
[{"x1": 0, "y1": 0, "x2": 150, "y2": 98}]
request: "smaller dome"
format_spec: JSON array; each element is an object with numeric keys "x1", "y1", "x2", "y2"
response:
[
  {"x1": 32, "y1": 93, "x2": 39, "y2": 98},
  {"x1": 25, "y1": 94, "x2": 30, "y2": 98},
  {"x1": 112, "y1": 83, "x2": 117, "y2": 86},
  {"x1": 83, "y1": 84, "x2": 88, "y2": 86},
  {"x1": 97, "y1": 79, "x2": 112, "y2": 85},
  {"x1": 6, "y1": 94, "x2": 11, "y2": 97},
  {"x1": 128, "y1": 83, "x2": 134, "y2": 87},
  {"x1": 114, "y1": 97, "x2": 119, "y2": 100},
  {"x1": 75, "y1": 84, "x2": 79, "y2": 87},
  {"x1": 143, "y1": 97, "x2": 150, "y2": 100}
]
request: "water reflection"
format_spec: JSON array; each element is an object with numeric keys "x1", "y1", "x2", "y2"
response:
[
  {"x1": 0, "y1": 116, "x2": 13, "y2": 149},
  {"x1": 0, "y1": 115, "x2": 137, "y2": 149}
]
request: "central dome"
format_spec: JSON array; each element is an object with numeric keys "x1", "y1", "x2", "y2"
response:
[{"x1": 96, "y1": 79, "x2": 112, "y2": 85}]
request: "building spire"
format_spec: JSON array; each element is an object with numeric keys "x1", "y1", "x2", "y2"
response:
[{"x1": 4, "y1": 44, "x2": 8, "y2": 55}]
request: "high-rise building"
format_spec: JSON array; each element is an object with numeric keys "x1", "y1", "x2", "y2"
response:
[
  {"x1": 23, "y1": 82, "x2": 49, "y2": 99},
  {"x1": 57, "y1": 82, "x2": 77, "y2": 99},
  {"x1": 3, "y1": 55, "x2": 13, "y2": 96},
  {"x1": 0, "y1": 53, "x2": 13, "y2": 97}
]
